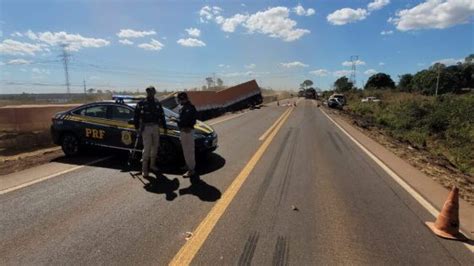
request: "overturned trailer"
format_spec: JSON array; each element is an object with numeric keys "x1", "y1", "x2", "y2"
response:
[{"x1": 161, "y1": 80, "x2": 263, "y2": 120}]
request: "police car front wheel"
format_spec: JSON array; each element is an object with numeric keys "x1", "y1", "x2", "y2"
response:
[{"x1": 61, "y1": 133, "x2": 81, "y2": 156}]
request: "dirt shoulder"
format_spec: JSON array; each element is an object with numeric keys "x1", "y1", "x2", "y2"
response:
[
  {"x1": 0, "y1": 147, "x2": 65, "y2": 176},
  {"x1": 322, "y1": 106, "x2": 473, "y2": 206}
]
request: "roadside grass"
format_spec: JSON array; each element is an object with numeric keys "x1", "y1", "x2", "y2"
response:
[{"x1": 345, "y1": 91, "x2": 474, "y2": 175}]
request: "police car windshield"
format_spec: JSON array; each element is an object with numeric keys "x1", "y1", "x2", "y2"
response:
[{"x1": 163, "y1": 107, "x2": 178, "y2": 119}]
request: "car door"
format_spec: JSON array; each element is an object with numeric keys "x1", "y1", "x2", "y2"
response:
[
  {"x1": 71, "y1": 104, "x2": 109, "y2": 147},
  {"x1": 107, "y1": 104, "x2": 141, "y2": 150}
]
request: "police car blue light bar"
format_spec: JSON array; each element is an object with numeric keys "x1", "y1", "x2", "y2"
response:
[{"x1": 112, "y1": 95, "x2": 146, "y2": 103}]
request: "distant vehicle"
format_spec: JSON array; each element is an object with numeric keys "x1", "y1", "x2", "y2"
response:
[
  {"x1": 50, "y1": 95, "x2": 218, "y2": 163},
  {"x1": 361, "y1": 96, "x2": 381, "y2": 103},
  {"x1": 329, "y1": 93, "x2": 346, "y2": 105},
  {"x1": 327, "y1": 98, "x2": 343, "y2": 109},
  {"x1": 305, "y1": 88, "x2": 317, "y2": 99}
]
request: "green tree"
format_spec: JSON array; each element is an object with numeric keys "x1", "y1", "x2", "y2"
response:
[
  {"x1": 334, "y1": 76, "x2": 354, "y2": 92},
  {"x1": 398, "y1": 74, "x2": 413, "y2": 92},
  {"x1": 302, "y1": 79, "x2": 313, "y2": 89},
  {"x1": 365, "y1": 73, "x2": 395, "y2": 90}
]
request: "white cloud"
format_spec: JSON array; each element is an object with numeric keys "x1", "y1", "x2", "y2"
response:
[
  {"x1": 219, "y1": 14, "x2": 249, "y2": 32},
  {"x1": 177, "y1": 38, "x2": 206, "y2": 47},
  {"x1": 138, "y1": 39, "x2": 165, "y2": 51},
  {"x1": 244, "y1": 7, "x2": 310, "y2": 42},
  {"x1": 368, "y1": 0, "x2": 390, "y2": 11},
  {"x1": 379, "y1": 62, "x2": 385, "y2": 66},
  {"x1": 328, "y1": 0, "x2": 390, "y2": 25},
  {"x1": 25, "y1": 31, "x2": 110, "y2": 51},
  {"x1": 185, "y1": 28, "x2": 201, "y2": 37},
  {"x1": 218, "y1": 64, "x2": 230, "y2": 68},
  {"x1": 327, "y1": 8, "x2": 368, "y2": 25},
  {"x1": 310, "y1": 69, "x2": 329, "y2": 76},
  {"x1": 0, "y1": 39, "x2": 44, "y2": 56},
  {"x1": 431, "y1": 58, "x2": 465, "y2": 65},
  {"x1": 381, "y1": 30, "x2": 394, "y2": 35},
  {"x1": 280, "y1": 61, "x2": 309, "y2": 68},
  {"x1": 293, "y1": 5, "x2": 316, "y2": 16},
  {"x1": 390, "y1": 0, "x2": 474, "y2": 31},
  {"x1": 117, "y1": 29, "x2": 156, "y2": 38},
  {"x1": 119, "y1": 39, "x2": 134, "y2": 45},
  {"x1": 342, "y1": 60, "x2": 366, "y2": 66},
  {"x1": 32, "y1": 67, "x2": 50, "y2": 75},
  {"x1": 25, "y1": 30, "x2": 38, "y2": 40},
  {"x1": 199, "y1": 6, "x2": 310, "y2": 42},
  {"x1": 364, "y1": 69, "x2": 378, "y2": 75},
  {"x1": 200, "y1": 6, "x2": 223, "y2": 23},
  {"x1": 221, "y1": 71, "x2": 254, "y2": 77},
  {"x1": 11, "y1": 31, "x2": 23, "y2": 37},
  {"x1": 245, "y1": 63, "x2": 256, "y2": 69},
  {"x1": 333, "y1": 70, "x2": 353, "y2": 77},
  {"x1": 7, "y1": 59, "x2": 32, "y2": 65}
]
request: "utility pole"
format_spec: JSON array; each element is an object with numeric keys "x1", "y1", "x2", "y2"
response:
[
  {"x1": 83, "y1": 79, "x2": 87, "y2": 94},
  {"x1": 435, "y1": 65, "x2": 441, "y2": 96},
  {"x1": 59, "y1": 44, "x2": 71, "y2": 94},
  {"x1": 350, "y1": 55, "x2": 359, "y2": 88}
]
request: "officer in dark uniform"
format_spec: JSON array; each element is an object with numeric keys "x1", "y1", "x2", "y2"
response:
[
  {"x1": 176, "y1": 92, "x2": 197, "y2": 178},
  {"x1": 134, "y1": 86, "x2": 167, "y2": 177}
]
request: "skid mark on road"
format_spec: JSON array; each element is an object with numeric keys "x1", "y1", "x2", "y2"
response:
[
  {"x1": 272, "y1": 236, "x2": 289, "y2": 266},
  {"x1": 238, "y1": 231, "x2": 260, "y2": 266},
  {"x1": 326, "y1": 132, "x2": 343, "y2": 154},
  {"x1": 250, "y1": 129, "x2": 292, "y2": 217}
]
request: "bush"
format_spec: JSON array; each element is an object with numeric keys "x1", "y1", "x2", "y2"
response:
[{"x1": 345, "y1": 91, "x2": 474, "y2": 175}]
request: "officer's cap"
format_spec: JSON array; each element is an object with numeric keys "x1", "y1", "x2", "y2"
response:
[
  {"x1": 146, "y1": 86, "x2": 156, "y2": 93},
  {"x1": 177, "y1": 92, "x2": 188, "y2": 100}
]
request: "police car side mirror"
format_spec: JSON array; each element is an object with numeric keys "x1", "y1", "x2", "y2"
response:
[{"x1": 127, "y1": 119, "x2": 134, "y2": 125}]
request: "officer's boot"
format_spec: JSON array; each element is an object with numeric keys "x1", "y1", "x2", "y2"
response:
[
  {"x1": 142, "y1": 158, "x2": 150, "y2": 178},
  {"x1": 150, "y1": 157, "x2": 159, "y2": 173}
]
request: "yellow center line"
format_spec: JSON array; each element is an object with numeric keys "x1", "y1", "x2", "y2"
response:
[
  {"x1": 258, "y1": 107, "x2": 291, "y2": 141},
  {"x1": 169, "y1": 107, "x2": 294, "y2": 266}
]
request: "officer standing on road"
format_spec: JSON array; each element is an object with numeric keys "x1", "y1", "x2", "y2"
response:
[
  {"x1": 134, "y1": 86, "x2": 167, "y2": 178},
  {"x1": 176, "y1": 92, "x2": 197, "y2": 178}
]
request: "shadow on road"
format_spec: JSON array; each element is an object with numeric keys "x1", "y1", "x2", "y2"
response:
[
  {"x1": 52, "y1": 150, "x2": 226, "y2": 177},
  {"x1": 178, "y1": 176, "x2": 222, "y2": 202},
  {"x1": 142, "y1": 174, "x2": 180, "y2": 201}
]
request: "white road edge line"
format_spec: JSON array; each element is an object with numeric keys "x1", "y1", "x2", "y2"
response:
[
  {"x1": 0, "y1": 156, "x2": 113, "y2": 195},
  {"x1": 319, "y1": 108, "x2": 473, "y2": 253}
]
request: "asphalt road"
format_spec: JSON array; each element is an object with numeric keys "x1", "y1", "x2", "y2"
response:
[{"x1": 1, "y1": 100, "x2": 472, "y2": 265}]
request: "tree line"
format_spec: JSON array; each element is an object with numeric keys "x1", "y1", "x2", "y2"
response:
[{"x1": 333, "y1": 54, "x2": 473, "y2": 95}]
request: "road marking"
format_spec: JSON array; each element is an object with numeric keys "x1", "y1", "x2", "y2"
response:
[
  {"x1": 258, "y1": 108, "x2": 291, "y2": 141},
  {"x1": 319, "y1": 108, "x2": 474, "y2": 252},
  {"x1": 0, "y1": 156, "x2": 112, "y2": 195},
  {"x1": 208, "y1": 113, "x2": 245, "y2": 126},
  {"x1": 169, "y1": 108, "x2": 294, "y2": 266}
]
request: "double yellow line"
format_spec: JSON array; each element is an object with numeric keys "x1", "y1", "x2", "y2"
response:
[
  {"x1": 169, "y1": 107, "x2": 294, "y2": 266},
  {"x1": 258, "y1": 107, "x2": 292, "y2": 141}
]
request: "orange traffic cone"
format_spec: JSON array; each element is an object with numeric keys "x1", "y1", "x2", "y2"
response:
[{"x1": 425, "y1": 186, "x2": 466, "y2": 240}]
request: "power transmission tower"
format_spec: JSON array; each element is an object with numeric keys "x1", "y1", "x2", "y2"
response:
[
  {"x1": 350, "y1": 55, "x2": 359, "y2": 87},
  {"x1": 59, "y1": 44, "x2": 71, "y2": 94}
]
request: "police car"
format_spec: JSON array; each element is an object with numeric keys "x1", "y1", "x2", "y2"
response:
[{"x1": 50, "y1": 95, "x2": 218, "y2": 164}]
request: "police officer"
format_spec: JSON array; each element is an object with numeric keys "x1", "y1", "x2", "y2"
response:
[
  {"x1": 134, "y1": 86, "x2": 167, "y2": 177},
  {"x1": 176, "y1": 92, "x2": 197, "y2": 178}
]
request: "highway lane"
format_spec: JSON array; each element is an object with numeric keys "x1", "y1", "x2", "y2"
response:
[{"x1": 1, "y1": 100, "x2": 472, "y2": 265}]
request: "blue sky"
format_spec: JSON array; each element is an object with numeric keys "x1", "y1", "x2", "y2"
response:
[{"x1": 0, "y1": 0, "x2": 473, "y2": 93}]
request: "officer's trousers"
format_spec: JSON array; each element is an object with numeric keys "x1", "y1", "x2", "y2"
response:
[
  {"x1": 142, "y1": 124, "x2": 160, "y2": 175},
  {"x1": 180, "y1": 129, "x2": 195, "y2": 172}
]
